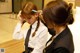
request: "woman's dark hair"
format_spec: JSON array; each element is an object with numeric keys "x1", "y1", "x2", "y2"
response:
[
  {"x1": 43, "y1": 0, "x2": 74, "y2": 26},
  {"x1": 21, "y1": 2, "x2": 40, "y2": 37}
]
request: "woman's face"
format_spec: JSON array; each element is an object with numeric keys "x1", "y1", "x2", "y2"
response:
[{"x1": 21, "y1": 13, "x2": 38, "y2": 24}]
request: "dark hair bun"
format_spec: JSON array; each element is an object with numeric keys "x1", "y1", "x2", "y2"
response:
[{"x1": 67, "y1": 3, "x2": 74, "y2": 24}]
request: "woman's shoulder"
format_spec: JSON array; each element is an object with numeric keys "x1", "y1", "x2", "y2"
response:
[
  {"x1": 53, "y1": 47, "x2": 70, "y2": 53},
  {"x1": 39, "y1": 21, "x2": 48, "y2": 29}
]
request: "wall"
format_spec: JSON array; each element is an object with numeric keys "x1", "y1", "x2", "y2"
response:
[
  {"x1": 12, "y1": 0, "x2": 22, "y2": 13},
  {"x1": 13, "y1": 0, "x2": 43, "y2": 13},
  {"x1": 31, "y1": 0, "x2": 43, "y2": 9},
  {"x1": 44, "y1": 0, "x2": 52, "y2": 7},
  {"x1": 0, "y1": 14, "x2": 18, "y2": 43},
  {"x1": 75, "y1": 0, "x2": 80, "y2": 7},
  {"x1": 0, "y1": 0, "x2": 12, "y2": 13}
]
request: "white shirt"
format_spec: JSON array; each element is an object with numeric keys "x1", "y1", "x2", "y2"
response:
[{"x1": 13, "y1": 21, "x2": 50, "y2": 53}]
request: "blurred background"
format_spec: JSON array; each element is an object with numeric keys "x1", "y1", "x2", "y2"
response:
[{"x1": 0, "y1": 0, "x2": 80, "y2": 53}]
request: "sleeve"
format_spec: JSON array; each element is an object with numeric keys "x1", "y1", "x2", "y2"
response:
[
  {"x1": 53, "y1": 47, "x2": 70, "y2": 53},
  {"x1": 13, "y1": 22, "x2": 24, "y2": 40},
  {"x1": 31, "y1": 28, "x2": 48, "y2": 53}
]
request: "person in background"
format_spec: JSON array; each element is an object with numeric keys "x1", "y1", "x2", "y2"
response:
[
  {"x1": 43, "y1": 0, "x2": 74, "y2": 53},
  {"x1": 13, "y1": 2, "x2": 49, "y2": 53}
]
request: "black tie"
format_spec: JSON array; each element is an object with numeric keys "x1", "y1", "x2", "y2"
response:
[{"x1": 25, "y1": 25, "x2": 32, "y2": 53}]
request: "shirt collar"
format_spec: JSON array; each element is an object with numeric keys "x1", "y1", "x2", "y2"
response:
[{"x1": 32, "y1": 21, "x2": 38, "y2": 29}]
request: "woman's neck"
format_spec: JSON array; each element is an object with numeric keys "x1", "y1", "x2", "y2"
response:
[{"x1": 55, "y1": 26, "x2": 66, "y2": 35}]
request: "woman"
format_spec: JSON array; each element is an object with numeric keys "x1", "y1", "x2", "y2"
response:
[
  {"x1": 13, "y1": 2, "x2": 48, "y2": 53},
  {"x1": 43, "y1": 0, "x2": 74, "y2": 53}
]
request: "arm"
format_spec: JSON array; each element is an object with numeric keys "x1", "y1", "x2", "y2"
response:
[
  {"x1": 13, "y1": 22, "x2": 24, "y2": 39},
  {"x1": 13, "y1": 11, "x2": 25, "y2": 40},
  {"x1": 31, "y1": 28, "x2": 48, "y2": 53}
]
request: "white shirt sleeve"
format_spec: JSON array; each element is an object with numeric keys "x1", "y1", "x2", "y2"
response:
[
  {"x1": 31, "y1": 28, "x2": 48, "y2": 53},
  {"x1": 13, "y1": 22, "x2": 24, "y2": 40}
]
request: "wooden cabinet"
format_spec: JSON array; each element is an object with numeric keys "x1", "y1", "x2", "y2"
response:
[{"x1": 0, "y1": 39, "x2": 24, "y2": 53}]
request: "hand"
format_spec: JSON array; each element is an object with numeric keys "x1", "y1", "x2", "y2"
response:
[
  {"x1": 38, "y1": 10, "x2": 43, "y2": 15},
  {"x1": 17, "y1": 11, "x2": 26, "y2": 24}
]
